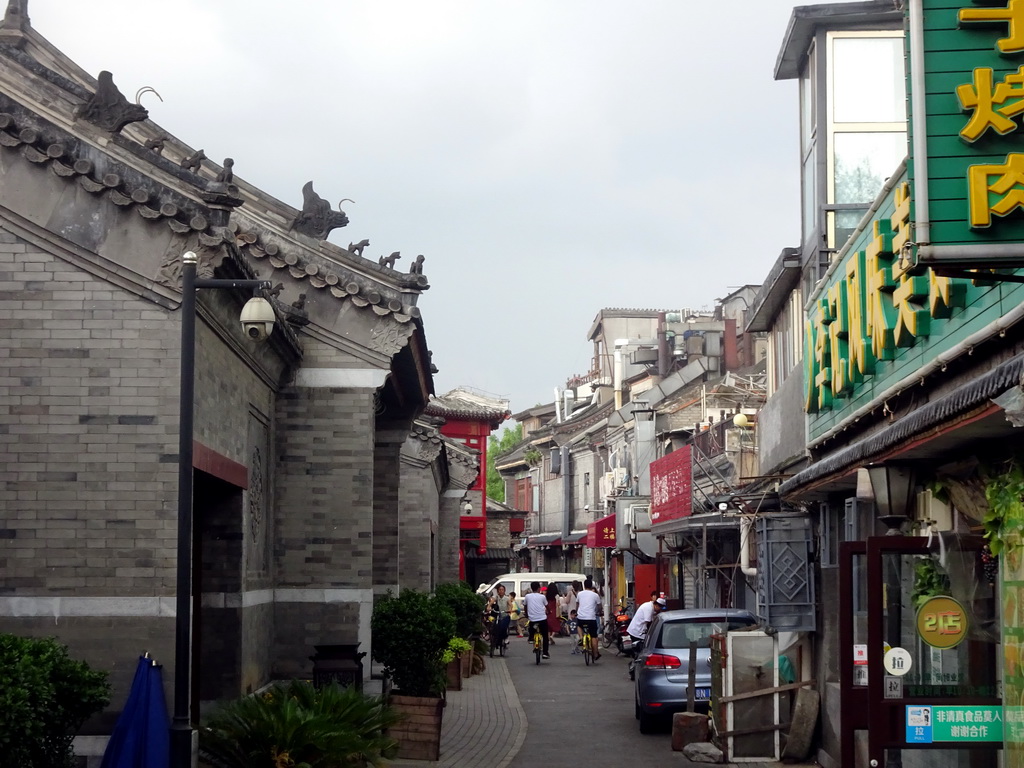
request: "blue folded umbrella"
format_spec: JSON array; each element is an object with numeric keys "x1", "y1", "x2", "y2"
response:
[{"x1": 100, "y1": 655, "x2": 169, "y2": 768}]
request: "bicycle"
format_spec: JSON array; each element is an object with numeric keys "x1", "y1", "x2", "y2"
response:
[
  {"x1": 488, "y1": 612, "x2": 509, "y2": 658},
  {"x1": 580, "y1": 622, "x2": 593, "y2": 666},
  {"x1": 529, "y1": 621, "x2": 543, "y2": 664}
]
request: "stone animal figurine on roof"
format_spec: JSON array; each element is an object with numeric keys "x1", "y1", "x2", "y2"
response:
[
  {"x1": 76, "y1": 70, "x2": 148, "y2": 133},
  {"x1": 291, "y1": 181, "x2": 349, "y2": 240}
]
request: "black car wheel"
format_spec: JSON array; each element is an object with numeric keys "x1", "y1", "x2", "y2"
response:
[
  {"x1": 634, "y1": 693, "x2": 641, "y2": 721},
  {"x1": 638, "y1": 706, "x2": 658, "y2": 734}
]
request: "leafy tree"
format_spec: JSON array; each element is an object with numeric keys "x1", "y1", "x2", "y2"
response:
[
  {"x1": 486, "y1": 423, "x2": 523, "y2": 502},
  {"x1": 0, "y1": 634, "x2": 110, "y2": 768}
]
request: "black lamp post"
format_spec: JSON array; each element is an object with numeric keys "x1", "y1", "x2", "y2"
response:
[
  {"x1": 170, "y1": 251, "x2": 272, "y2": 768},
  {"x1": 865, "y1": 463, "x2": 917, "y2": 535}
]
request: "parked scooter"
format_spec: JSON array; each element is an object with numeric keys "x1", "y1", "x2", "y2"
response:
[{"x1": 611, "y1": 609, "x2": 633, "y2": 656}]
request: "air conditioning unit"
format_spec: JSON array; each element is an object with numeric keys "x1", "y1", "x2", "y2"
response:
[
  {"x1": 630, "y1": 504, "x2": 651, "y2": 533},
  {"x1": 613, "y1": 467, "x2": 629, "y2": 488},
  {"x1": 915, "y1": 490, "x2": 952, "y2": 532},
  {"x1": 601, "y1": 472, "x2": 614, "y2": 498}
]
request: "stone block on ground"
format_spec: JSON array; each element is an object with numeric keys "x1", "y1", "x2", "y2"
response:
[
  {"x1": 671, "y1": 711, "x2": 710, "y2": 751},
  {"x1": 781, "y1": 687, "x2": 820, "y2": 760},
  {"x1": 682, "y1": 742, "x2": 723, "y2": 763}
]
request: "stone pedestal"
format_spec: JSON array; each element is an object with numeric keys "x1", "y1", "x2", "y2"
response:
[{"x1": 672, "y1": 711, "x2": 710, "y2": 751}]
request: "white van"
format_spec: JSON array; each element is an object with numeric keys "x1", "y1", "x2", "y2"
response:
[{"x1": 476, "y1": 572, "x2": 585, "y2": 599}]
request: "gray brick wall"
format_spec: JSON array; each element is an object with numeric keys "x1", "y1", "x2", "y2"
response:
[
  {"x1": 0, "y1": 224, "x2": 290, "y2": 716},
  {"x1": 373, "y1": 436, "x2": 402, "y2": 588},
  {"x1": 398, "y1": 455, "x2": 440, "y2": 591},
  {"x1": 0, "y1": 230, "x2": 180, "y2": 598},
  {"x1": 273, "y1": 385, "x2": 375, "y2": 587},
  {"x1": 273, "y1": 600, "x2": 361, "y2": 679}
]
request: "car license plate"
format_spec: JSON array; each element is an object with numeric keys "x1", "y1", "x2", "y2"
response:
[{"x1": 695, "y1": 688, "x2": 710, "y2": 700}]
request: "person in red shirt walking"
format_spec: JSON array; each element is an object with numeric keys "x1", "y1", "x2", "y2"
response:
[{"x1": 545, "y1": 583, "x2": 561, "y2": 646}]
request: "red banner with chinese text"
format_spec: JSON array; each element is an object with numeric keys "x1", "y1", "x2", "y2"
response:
[
  {"x1": 650, "y1": 446, "x2": 692, "y2": 525},
  {"x1": 586, "y1": 513, "x2": 616, "y2": 547}
]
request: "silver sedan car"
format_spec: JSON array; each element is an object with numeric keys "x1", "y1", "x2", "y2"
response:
[{"x1": 634, "y1": 608, "x2": 758, "y2": 733}]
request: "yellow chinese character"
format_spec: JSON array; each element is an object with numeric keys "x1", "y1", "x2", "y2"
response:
[
  {"x1": 891, "y1": 217, "x2": 931, "y2": 348},
  {"x1": 956, "y1": 66, "x2": 1024, "y2": 142},
  {"x1": 846, "y1": 251, "x2": 877, "y2": 380},
  {"x1": 814, "y1": 297, "x2": 835, "y2": 411},
  {"x1": 890, "y1": 183, "x2": 912, "y2": 254},
  {"x1": 892, "y1": 272, "x2": 931, "y2": 347},
  {"x1": 804, "y1": 316, "x2": 831, "y2": 413},
  {"x1": 929, "y1": 269, "x2": 967, "y2": 319},
  {"x1": 968, "y1": 153, "x2": 1024, "y2": 228},
  {"x1": 827, "y1": 281, "x2": 852, "y2": 398},
  {"x1": 960, "y1": 0, "x2": 1024, "y2": 55},
  {"x1": 865, "y1": 221, "x2": 899, "y2": 361}
]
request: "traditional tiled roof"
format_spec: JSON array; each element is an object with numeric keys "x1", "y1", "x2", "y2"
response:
[
  {"x1": 0, "y1": 22, "x2": 428, "y2": 323},
  {"x1": 424, "y1": 388, "x2": 511, "y2": 427}
]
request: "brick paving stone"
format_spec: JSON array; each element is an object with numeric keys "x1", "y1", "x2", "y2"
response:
[{"x1": 385, "y1": 653, "x2": 820, "y2": 768}]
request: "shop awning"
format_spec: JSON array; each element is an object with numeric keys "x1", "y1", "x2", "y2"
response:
[
  {"x1": 527, "y1": 533, "x2": 561, "y2": 548},
  {"x1": 586, "y1": 513, "x2": 616, "y2": 548},
  {"x1": 563, "y1": 531, "x2": 587, "y2": 546}
]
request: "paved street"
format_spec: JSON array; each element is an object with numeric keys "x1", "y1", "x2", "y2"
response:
[
  {"x1": 391, "y1": 634, "x2": 820, "y2": 768},
  {"x1": 503, "y1": 635, "x2": 673, "y2": 765}
]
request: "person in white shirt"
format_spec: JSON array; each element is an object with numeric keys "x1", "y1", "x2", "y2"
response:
[
  {"x1": 575, "y1": 578, "x2": 603, "y2": 660},
  {"x1": 626, "y1": 592, "x2": 666, "y2": 648},
  {"x1": 522, "y1": 582, "x2": 550, "y2": 659}
]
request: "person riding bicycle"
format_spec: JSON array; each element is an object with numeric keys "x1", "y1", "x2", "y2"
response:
[
  {"x1": 487, "y1": 584, "x2": 511, "y2": 647},
  {"x1": 522, "y1": 581, "x2": 550, "y2": 659},
  {"x1": 575, "y1": 578, "x2": 603, "y2": 661}
]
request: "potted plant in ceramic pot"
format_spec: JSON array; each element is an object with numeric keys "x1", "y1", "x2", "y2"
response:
[{"x1": 371, "y1": 589, "x2": 456, "y2": 761}]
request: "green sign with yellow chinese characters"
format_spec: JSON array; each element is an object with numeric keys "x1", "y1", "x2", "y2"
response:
[
  {"x1": 800, "y1": 176, "x2": 1024, "y2": 430},
  {"x1": 912, "y1": 0, "x2": 1024, "y2": 245},
  {"x1": 802, "y1": 0, "x2": 1024, "y2": 435}
]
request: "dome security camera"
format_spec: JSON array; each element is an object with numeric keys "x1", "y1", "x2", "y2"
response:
[{"x1": 240, "y1": 297, "x2": 276, "y2": 342}]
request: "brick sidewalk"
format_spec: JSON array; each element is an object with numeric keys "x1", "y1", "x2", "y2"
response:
[
  {"x1": 386, "y1": 655, "x2": 817, "y2": 768},
  {"x1": 387, "y1": 656, "x2": 526, "y2": 768}
]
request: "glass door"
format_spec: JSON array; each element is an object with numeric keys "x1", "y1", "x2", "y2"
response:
[{"x1": 866, "y1": 535, "x2": 1000, "y2": 767}]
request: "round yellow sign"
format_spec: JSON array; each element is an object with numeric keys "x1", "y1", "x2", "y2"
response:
[{"x1": 916, "y1": 595, "x2": 969, "y2": 649}]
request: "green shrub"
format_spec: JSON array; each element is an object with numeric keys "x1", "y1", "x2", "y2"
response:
[
  {"x1": 432, "y1": 582, "x2": 485, "y2": 639},
  {"x1": 199, "y1": 679, "x2": 399, "y2": 768},
  {"x1": 0, "y1": 634, "x2": 110, "y2": 768},
  {"x1": 441, "y1": 637, "x2": 473, "y2": 665},
  {"x1": 371, "y1": 589, "x2": 455, "y2": 698}
]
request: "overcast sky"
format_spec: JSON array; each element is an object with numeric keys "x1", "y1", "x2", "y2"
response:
[{"x1": 29, "y1": 1, "x2": 841, "y2": 415}]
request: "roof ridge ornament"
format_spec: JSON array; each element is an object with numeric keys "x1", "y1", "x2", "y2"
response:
[
  {"x1": 76, "y1": 71, "x2": 148, "y2": 133},
  {"x1": 290, "y1": 181, "x2": 349, "y2": 241},
  {"x1": 2, "y1": 1, "x2": 28, "y2": 31}
]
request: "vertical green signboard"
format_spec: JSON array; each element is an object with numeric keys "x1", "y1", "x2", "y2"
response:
[{"x1": 912, "y1": 0, "x2": 1024, "y2": 250}]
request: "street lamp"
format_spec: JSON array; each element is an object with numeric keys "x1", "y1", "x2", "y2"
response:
[
  {"x1": 170, "y1": 251, "x2": 273, "y2": 768},
  {"x1": 866, "y1": 463, "x2": 916, "y2": 535}
]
